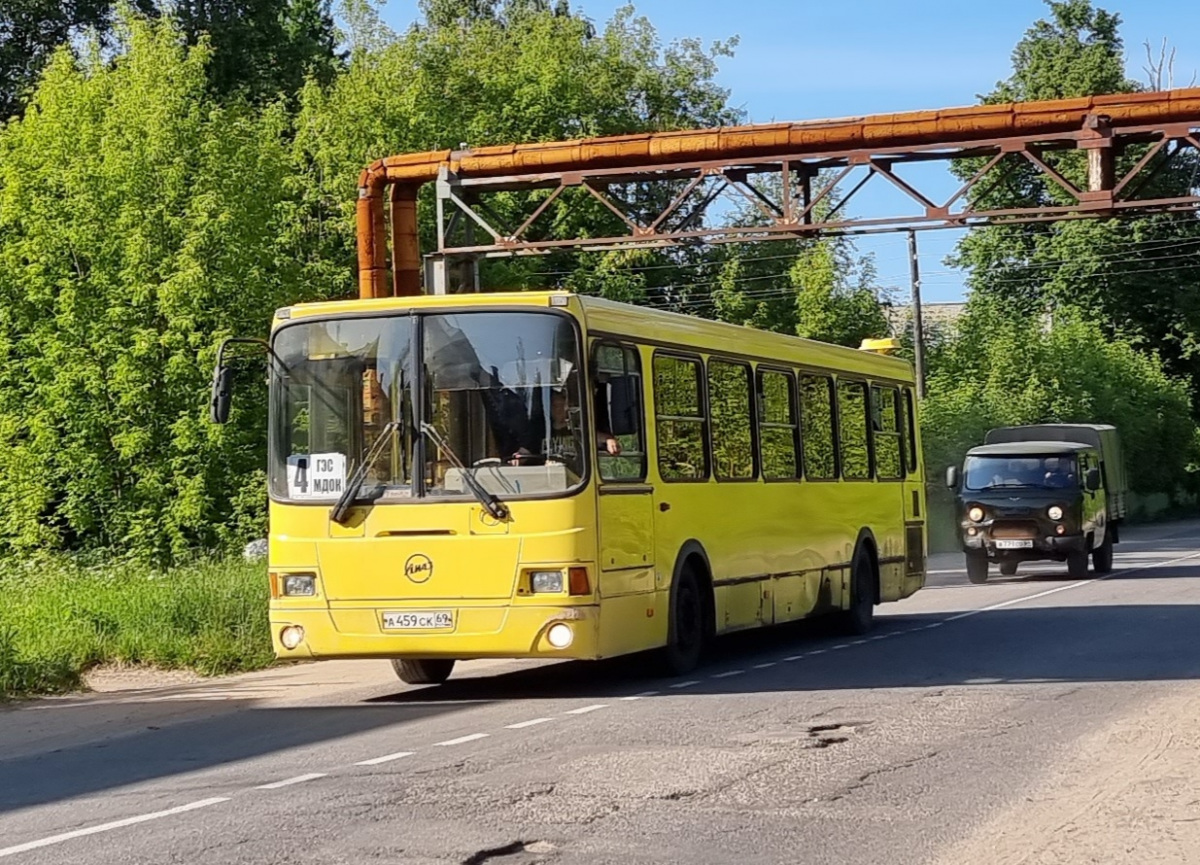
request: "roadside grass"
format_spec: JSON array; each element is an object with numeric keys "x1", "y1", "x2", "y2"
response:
[{"x1": 0, "y1": 556, "x2": 273, "y2": 699}]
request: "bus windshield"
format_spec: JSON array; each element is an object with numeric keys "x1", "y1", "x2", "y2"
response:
[
  {"x1": 269, "y1": 311, "x2": 585, "y2": 502},
  {"x1": 963, "y1": 454, "x2": 1079, "y2": 491}
]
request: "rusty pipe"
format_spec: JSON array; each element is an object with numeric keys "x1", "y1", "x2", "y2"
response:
[
  {"x1": 356, "y1": 88, "x2": 1200, "y2": 300},
  {"x1": 389, "y1": 184, "x2": 420, "y2": 297}
]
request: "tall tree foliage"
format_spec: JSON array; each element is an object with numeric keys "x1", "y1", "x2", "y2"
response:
[
  {"x1": 0, "y1": 2, "x2": 740, "y2": 561},
  {"x1": 950, "y1": 0, "x2": 1200, "y2": 397},
  {"x1": 0, "y1": 16, "x2": 327, "y2": 560},
  {"x1": 0, "y1": 0, "x2": 155, "y2": 119}
]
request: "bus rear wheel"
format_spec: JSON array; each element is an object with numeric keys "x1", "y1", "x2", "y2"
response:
[
  {"x1": 392, "y1": 658, "x2": 455, "y2": 685},
  {"x1": 662, "y1": 563, "x2": 705, "y2": 675},
  {"x1": 836, "y1": 545, "x2": 876, "y2": 635}
]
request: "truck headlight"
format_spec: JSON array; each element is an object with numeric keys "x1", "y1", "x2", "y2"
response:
[
  {"x1": 968, "y1": 506, "x2": 985, "y2": 522},
  {"x1": 530, "y1": 571, "x2": 564, "y2": 593},
  {"x1": 1048, "y1": 506, "x2": 1064, "y2": 521}
]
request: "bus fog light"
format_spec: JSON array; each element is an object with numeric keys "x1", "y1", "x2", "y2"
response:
[
  {"x1": 531, "y1": 571, "x2": 564, "y2": 593},
  {"x1": 280, "y1": 626, "x2": 305, "y2": 650},
  {"x1": 1056, "y1": 524, "x2": 1066, "y2": 536},
  {"x1": 547, "y1": 623, "x2": 573, "y2": 649}
]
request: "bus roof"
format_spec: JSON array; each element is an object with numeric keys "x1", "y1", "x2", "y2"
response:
[{"x1": 276, "y1": 290, "x2": 914, "y2": 383}]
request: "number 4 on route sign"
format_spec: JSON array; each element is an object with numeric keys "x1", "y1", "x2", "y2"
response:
[{"x1": 287, "y1": 453, "x2": 346, "y2": 499}]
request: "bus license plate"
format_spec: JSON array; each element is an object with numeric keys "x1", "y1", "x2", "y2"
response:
[
  {"x1": 994, "y1": 540, "x2": 1033, "y2": 549},
  {"x1": 382, "y1": 610, "x2": 454, "y2": 630}
]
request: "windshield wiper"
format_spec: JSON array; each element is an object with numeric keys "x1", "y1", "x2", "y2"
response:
[
  {"x1": 331, "y1": 420, "x2": 401, "y2": 525},
  {"x1": 419, "y1": 422, "x2": 510, "y2": 521}
]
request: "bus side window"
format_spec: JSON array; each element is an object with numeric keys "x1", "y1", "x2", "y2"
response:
[
  {"x1": 653, "y1": 354, "x2": 708, "y2": 481},
  {"x1": 592, "y1": 343, "x2": 646, "y2": 482},
  {"x1": 837, "y1": 380, "x2": 871, "y2": 480},
  {"x1": 757, "y1": 369, "x2": 798, "y2": 480},
  {"x1": 872, "y1": 385, "x2": 903, "y2": 480},
  {"x1": 799, "y1": 374, "x2": 837, "y2": 480},
  {"x1": 901, "y1": 387, "x2": 918, "y2": 475},
  {"x1": 708, "y1": 359, "x2": 755, "y2": 481}
]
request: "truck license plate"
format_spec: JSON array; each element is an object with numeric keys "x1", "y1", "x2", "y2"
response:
[
  {"x1": 382, "y1": 610, "x2": 454, "y2": 630},
  {"x1": 994, "y1": 539, "x2": 1033, "y2": 550}
]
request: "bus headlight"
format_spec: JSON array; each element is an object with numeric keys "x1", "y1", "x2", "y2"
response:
[
  {"x1": 1048, "y1": 506, "x2": 1064, "y2": 521},
  {"x1": 547, "y1": 623, "x2": 573, "y2": 649},
  {"x1": 280, "y1": 626, "x2": 305, "y2": 650},
  {"x1": 282, "y1": 574, "x2": 317, "y2": 596},
  {"x1": 530, "y1": 571, "x2": 564, "y2": 593},
  {"x1": 968, "y1": 506, "x2": 985, "y2": 522}
]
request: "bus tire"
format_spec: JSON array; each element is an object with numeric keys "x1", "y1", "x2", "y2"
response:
[
  {"x1": 391, "y1": 658, "x2": 455, "y2": 685},
  {"x1": 966, "y1": 551, "x2": 988, "y2": 584},
  {"x1": 837, "y1": 544, "x2": 876, "y2": 635},
  {"x1": 662, "y1": 562, "x2": 706, "y2": 675},
  {"x1": 1092, "y1": 532, "x2": 1114, "y2": 574}
]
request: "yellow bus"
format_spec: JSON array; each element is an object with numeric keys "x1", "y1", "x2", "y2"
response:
[{"x1": 213, "y1": 291, "x2": 926, "y2": 684}]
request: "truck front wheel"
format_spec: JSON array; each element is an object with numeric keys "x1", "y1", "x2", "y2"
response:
[{"x1": 966, "y1": 551, "x2": 989, "y2": 584}]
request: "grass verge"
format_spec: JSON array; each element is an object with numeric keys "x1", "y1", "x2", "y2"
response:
[{"x1": 0, "y1": 556, "x2": 273, "y2": 699}]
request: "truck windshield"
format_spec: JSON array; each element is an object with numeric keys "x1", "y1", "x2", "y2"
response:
[
  {"x1": 269, "y1": 311, "x2": 585, "y2": 502},
  {"x1": 963, "y1": 454, "x2": 1079, "y2": 491}
]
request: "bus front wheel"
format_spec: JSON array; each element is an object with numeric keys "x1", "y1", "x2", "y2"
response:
[
  {"x1": 392, "y1": 658, "x2": 455, "y2": 685},
  {"x1": 662, "y1": 564, "x2": 705, "y2": 675}
]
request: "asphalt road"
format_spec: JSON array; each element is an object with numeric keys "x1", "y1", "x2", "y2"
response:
[{"x1": 3, "y1": 520, "x2": 1200, "y2": 865}]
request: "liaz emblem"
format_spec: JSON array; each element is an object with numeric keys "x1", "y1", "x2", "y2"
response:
[{"x1": 405, "y1": 554, "x2": 433, "y2": 583}]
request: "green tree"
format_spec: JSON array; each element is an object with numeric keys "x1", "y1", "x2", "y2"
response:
[
  {"x1": 950, "y1": 0, "x2": 1200, "y2": 397},
  {"x1": 293, "y1": 1, "x2": 739, "y2": 298},
  {"x1": 0, "y1": 15, "x2": 325, "y2": 560},
  {"x1": 922, "y1": 299, "x2": 1198, "y2": 500},
  {"x1": 164, "y1": 0, "x2": 340, "y2": 101},
  {"x1": 0, "y1": 0, "x2": 157, "y2": 119}
]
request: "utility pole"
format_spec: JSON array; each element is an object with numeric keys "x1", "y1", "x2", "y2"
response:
[{"x1": 908, "y1": 229, "x2": 927, "y2": 399}]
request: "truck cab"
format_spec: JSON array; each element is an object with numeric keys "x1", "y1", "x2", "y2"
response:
[{"x1": 946, "y1": 440, "x2": 1113, "y2": 583}]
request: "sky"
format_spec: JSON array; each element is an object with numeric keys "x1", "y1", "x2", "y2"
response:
[{"x1": 377, "y1": 0, "x2": 1200, "y2": 304}]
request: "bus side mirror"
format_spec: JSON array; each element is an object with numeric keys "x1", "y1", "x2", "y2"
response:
[
  {"x1": 945, "y1": 466, "x2": 959, "y2": 490},
  {"x1": 210, "y1": 364, "x2": 233, "y2": 425},
  {"x1": 606, "y1": 376, "x2": 641, "y2": 437},
  {"x1": 1086, "y1": 467, "x2": 1101, "y2": 492}
]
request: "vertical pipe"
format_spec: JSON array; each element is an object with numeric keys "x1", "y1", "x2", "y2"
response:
[
  {"x1": 356, "y1": 182, "x2": 389, "y2": 299},
  {"x1": 391, "y1": 184, "x2": 421, "y2": 297},
  {"x1": 908, "y1": 229, "x2": 927, "y2": 400}
]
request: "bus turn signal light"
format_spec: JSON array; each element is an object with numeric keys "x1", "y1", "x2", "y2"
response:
[{"x1": 568, "y1": 567, "x2": 591, "y2": 596}]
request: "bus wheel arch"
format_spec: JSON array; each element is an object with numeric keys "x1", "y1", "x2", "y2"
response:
[
  {"x1": 662, "y1": 541, "x2": 714, "y2": 674},
  {"x1": 853, "y1": 528, "x2": 881, "y2": 605}
]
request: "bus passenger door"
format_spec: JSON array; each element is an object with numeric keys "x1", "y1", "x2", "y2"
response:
[{"x1": 593, "y1": 344, "x2": 658, "y2": 656}]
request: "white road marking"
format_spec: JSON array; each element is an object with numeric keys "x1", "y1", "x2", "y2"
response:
[
  {"x1": 620, "y1": 690, "x2": 660, "y2": 700},
  {"x1": 940, "y1": 549, "x2": 1200, "y2": 624},
  {"x1": 832, "y1": 644, "x2": 849, "y2": 650},
  {"x1": 712, "y1": 669, "x2": 745, "y2": 678},
  {"x1": 506, "y1": 717, "x2": 554, "y2": 729},
  {"x1": 0, "y1": 798, "x2": 231, "y2": 858},
  {"x1": 807, "y1": 649, "x2": 826, "y2": 656},
  {"x1": 435, "y1": 733, "x2": 489, "y2": 746},
  {"x1": 355, "y1": 751, "x2": 415, "y2": 766},
  {"x1": 753, "y1": 661, "x2": 777, "y2": 669},
  {"x1": 783, "y1": 654, "x2": 805, "y2": 661},
  {"x1": 670, "y1": 680, "x2": 701, "y2": 689},
  {"x1": 566, "y1": 704, "x2": 607, "y2": 715},
  {"x1": 256, "y1": 773, "x2": 326, "y2": 790}
]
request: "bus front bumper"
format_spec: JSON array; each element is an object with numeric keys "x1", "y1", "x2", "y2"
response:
[{"x1": 269, "y1": 603, "x2": 602, "y2": 661}]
